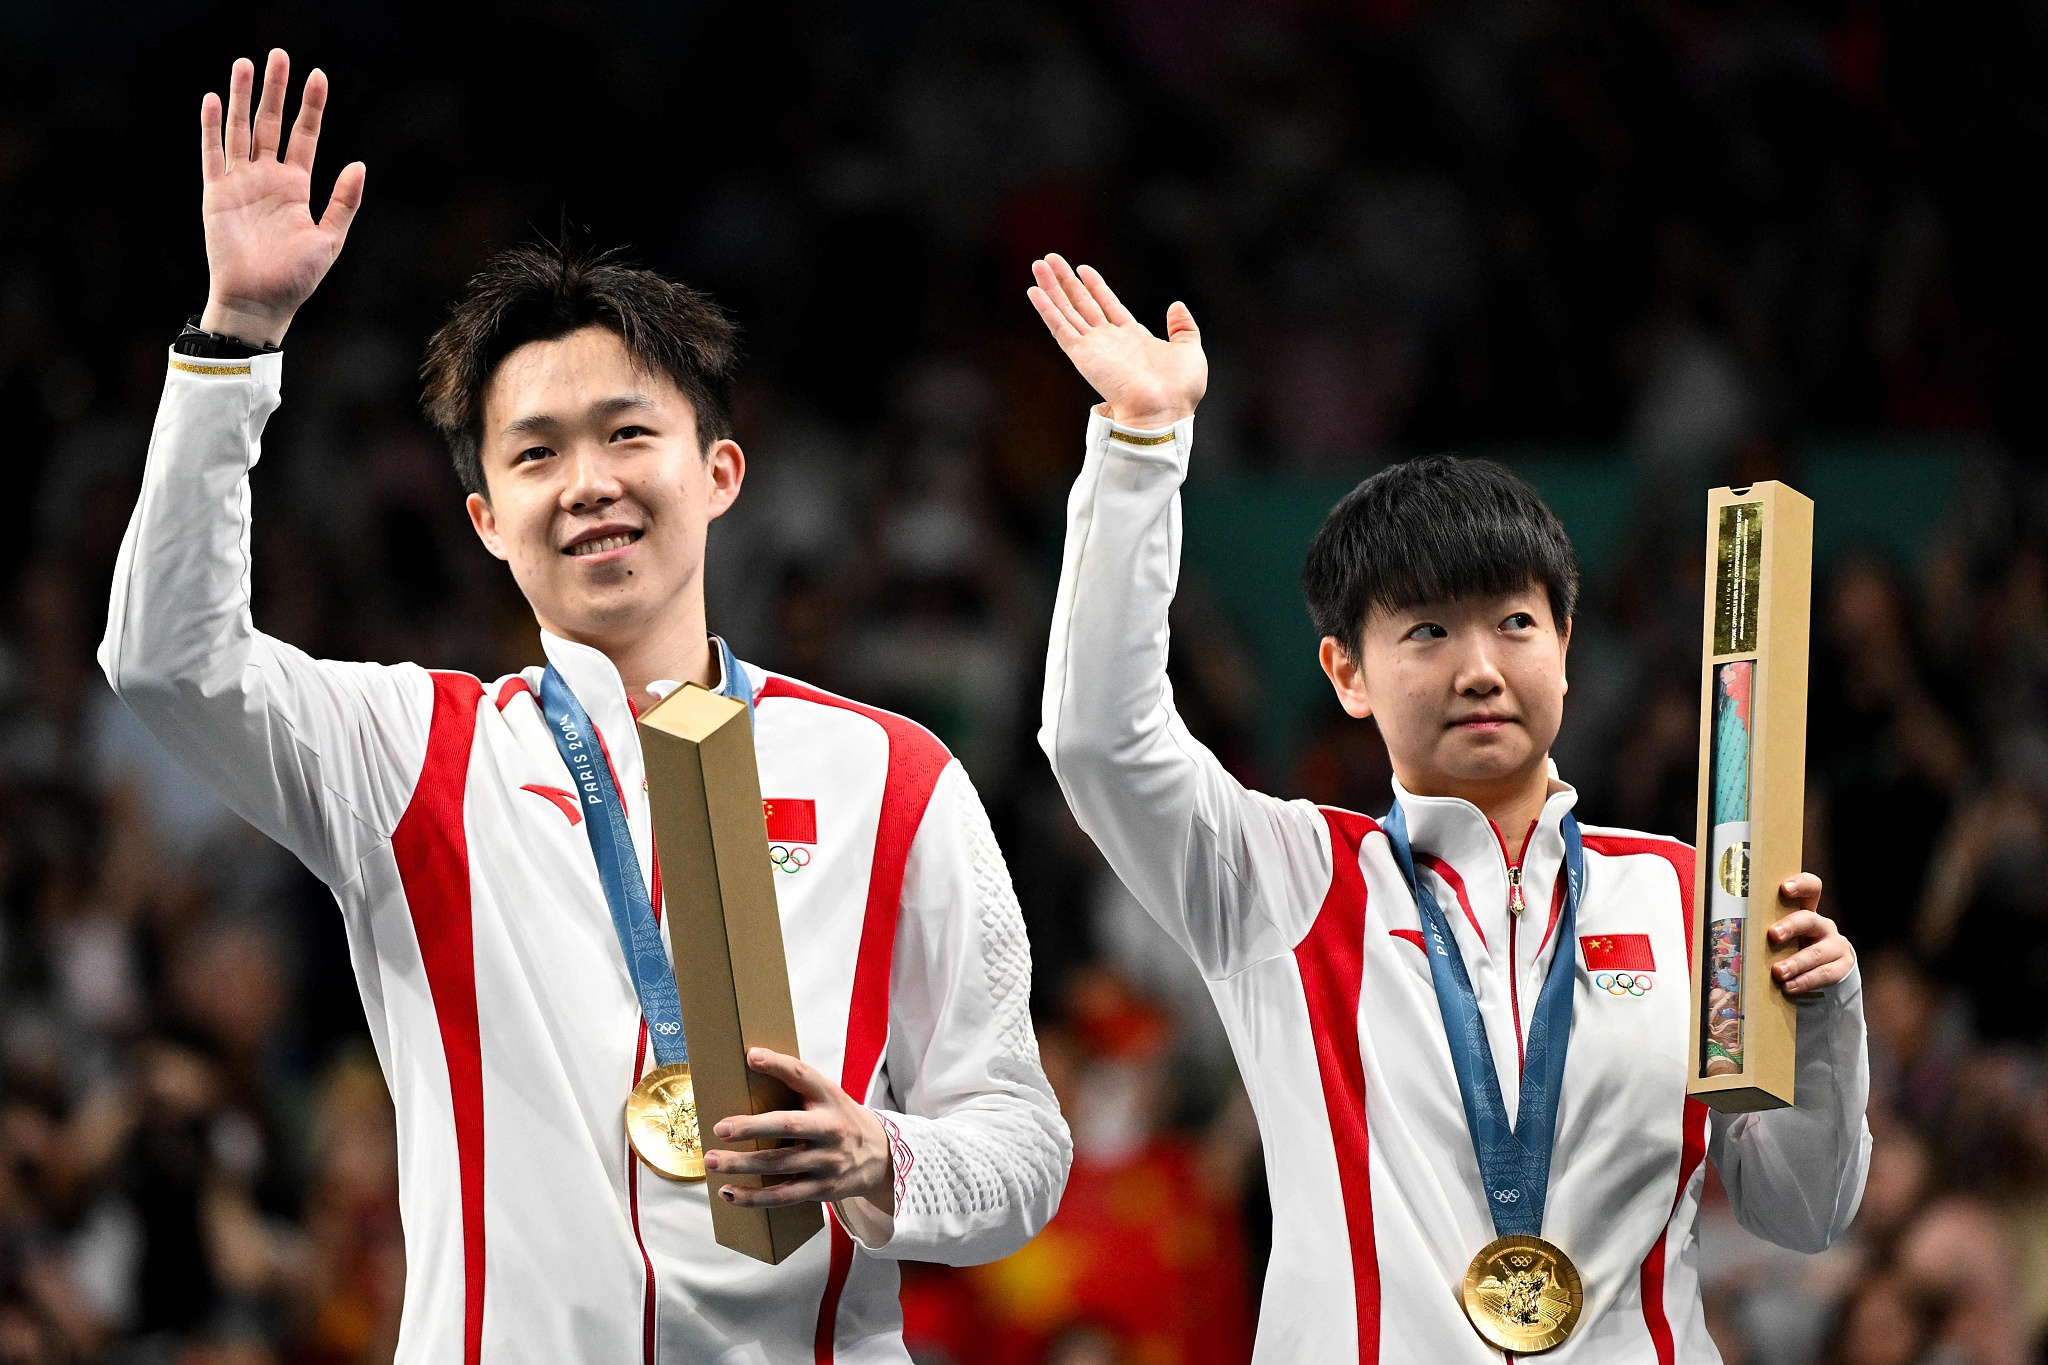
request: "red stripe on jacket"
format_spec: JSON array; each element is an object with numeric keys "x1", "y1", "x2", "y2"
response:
[
  {"x1": 1537, "y1": 871, "x2": 1567, "y2": 956},
  {"x1": 625, "y1": 842, "x2": 675, "y2": 1364},
  {"x1": 495, "y1": 675, "x2": 534, "y2": 710},
  {"x1": 391, "y1": 672, "x2": 487, "y2": 1365},
  {"x1": 628, "y1": 1019, "x2": 657, "y2": 1364},
  {"x1": 605, "y1": 696, "x2": 665, "y2": 1365},
  {"x1": 1414, "y1": 851, "x2": 1487, "y2": 948},
  {"x1": 751, "y1": 677, "x2": 951, "y2": 1365},
  {"x1": 1298, "y1": 808, "x2": 1383, "y2": 1362},
  {"x1": 1583, "y1": 834, "x2": 1709, "y2": 1364}
]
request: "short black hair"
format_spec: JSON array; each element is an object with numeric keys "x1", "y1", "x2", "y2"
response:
[
  {"x1": 421, "y1": 242, "x2": 740, "y2": 497},
  {"x1": 1301, "y1": 454, "x2": 1579, "y2": 659}
]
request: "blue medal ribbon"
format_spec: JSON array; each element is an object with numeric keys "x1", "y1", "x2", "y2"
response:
[
  {"x1": 714, "y1": 636, "x2": 752, "y2": 728},
  {"x1": 538, "y1": 639, "x2": 755, "y2": 1070},
  {"x1": 1382, "y1": 801, "x2": 1584, "y2": 1239}
]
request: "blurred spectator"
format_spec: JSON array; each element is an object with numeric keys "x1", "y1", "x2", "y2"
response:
[
  {"x1": 1812, "y1": 557, "x2": 1971, "y2": 954},
  {"x1": 1817, "y1": 1271, "x2": 1938, "y2": 1365},
  {"x1": 904, "y1": 969, "x2": 1254, "y2": 1365}
]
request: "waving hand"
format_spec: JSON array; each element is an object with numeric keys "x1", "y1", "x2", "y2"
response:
[
  {"x1": 198, "y1": 50, "x2": 366, "y2": 346},
  {"x1": 1027, "y1": 254, "x2": 1207, "y2": 431}
]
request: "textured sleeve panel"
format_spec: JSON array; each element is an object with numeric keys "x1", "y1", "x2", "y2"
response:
[
  {"x1": 1708, "y1": 965, "x2": 1873, "y2": 1253},
  {"x1": 98, "y1": 353, "x2": 435, "y2": 888},
  {"x1": 859, "y1": 763, "x2": 1072, "y2": 1264},
  {"x1": 963, "y1": 773, "x2": 1042, "y2": 1078}
]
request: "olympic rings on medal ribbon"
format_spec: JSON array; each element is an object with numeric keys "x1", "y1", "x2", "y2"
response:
[{"x1": 769, "y1": 844, "x2": 812, "y2": 873}]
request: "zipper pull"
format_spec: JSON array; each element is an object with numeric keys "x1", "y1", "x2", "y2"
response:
[{"x1": 1507, "y1": 867, "x2": 1525, "y2": 916}]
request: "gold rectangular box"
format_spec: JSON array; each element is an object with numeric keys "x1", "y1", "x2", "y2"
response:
[
  {"x1": 639, "y1": 684, "x2": 823, "y2": 1263},
  {"x1": 1687, "y1": 482, "x2": 1812, "y2": 1113}
]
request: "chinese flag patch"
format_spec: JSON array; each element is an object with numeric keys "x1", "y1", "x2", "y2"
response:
[
  {"x1": 762, "y1": 798, "x2": 817, "y2": 844},
  {"x1": 1580, "y1": 933, "x2": 1654, "y2": 972}
]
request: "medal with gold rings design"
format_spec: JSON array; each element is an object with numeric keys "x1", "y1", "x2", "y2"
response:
[
  {"x1": 541, "y1": 660, "x2": 743, "y2": 1191},
  {"x1": 1463, "y1": 1234, "x2": 1583, "y2": 1353},
  {"x1": 626, "y1": 1062, "x2": 706, "y2": 1182},
  {"x1": 1382, "y1": 802, "x2": 1590, "y2": 1354}
]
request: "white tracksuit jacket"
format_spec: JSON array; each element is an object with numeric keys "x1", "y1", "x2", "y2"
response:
[
  {"x1": 100, "y1": 352, "x2": 1071, "y2": 1365},
  {"x1": 1039, "y1": 410, "x2": 1871, "y2": 1364}
]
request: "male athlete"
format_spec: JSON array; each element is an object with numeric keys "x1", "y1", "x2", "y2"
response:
[
  {"x1": 100, "y1": 50, "x2": 1068, "y2": 1363},
  {"x1": 1030, "y1": 254, "x2": 1867, "y2": 1361}
]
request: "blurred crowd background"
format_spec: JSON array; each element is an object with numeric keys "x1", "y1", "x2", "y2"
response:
[{"x1": 4, "y1": 2, "x2": 2048, "y2": 1363}]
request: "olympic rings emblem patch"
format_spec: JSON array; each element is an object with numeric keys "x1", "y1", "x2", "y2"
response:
[
  {"x1": 1595, "y1": 971, "x2": 1653, "y2": 997},
  {"x1": 769, "y1": 844, "x2": 812, "y2": 874}
]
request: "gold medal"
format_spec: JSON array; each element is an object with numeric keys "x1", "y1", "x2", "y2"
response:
[
  {"x1": 625, "y1": 1063, "x2": 706, "y2": 1182},
  {"x1": 1462, "y1": 1234, "x2": 1583, "y2": 1354}
]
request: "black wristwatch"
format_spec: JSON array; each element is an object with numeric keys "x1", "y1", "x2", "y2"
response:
[{"x1": 174, "y1": 315, "x2": 282, "y2": 360}]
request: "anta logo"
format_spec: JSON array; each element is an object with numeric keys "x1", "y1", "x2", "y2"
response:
[
  {"x1": 1581, "y1": 934, "x2": 1655, "y2": 996},
  {"x1": 521, "y1": 785, "x2": 583, "y2": 825},
  {"x1": 764, "y1": 799, "x2": 817, "y2": 874}
]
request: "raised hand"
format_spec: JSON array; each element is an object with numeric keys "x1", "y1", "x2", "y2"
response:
[
  {"x1": 198, "y1": 50, "x2": 366, "y2": 346},
  {"x1": 1027, "y1": 254, "x2": 1207, "y2": 431}
]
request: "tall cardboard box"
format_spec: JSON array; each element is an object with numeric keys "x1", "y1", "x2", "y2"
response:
[
  {"x1": 638, "y1": 684, "x2": 823, "y2": 1263},
  {"x1": 1687, "y1": 483, "x2": 1812, "y2": 1113}
]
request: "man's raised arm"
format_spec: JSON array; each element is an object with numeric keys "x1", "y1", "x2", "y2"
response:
[
  {"x1": 100, "y1": 51, "x2": 428, "y2": 888},
  {"x1": 1029, "y1": 257, "x2": 1334, "y2": 978}
]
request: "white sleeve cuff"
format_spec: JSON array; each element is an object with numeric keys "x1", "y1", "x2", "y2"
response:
[
  {"x1": 166, "y1": 346, "x2": 283, "y2": 383},
  {"x1": 1084, "y1": 407, "x2": 1194, "y2": 466}
]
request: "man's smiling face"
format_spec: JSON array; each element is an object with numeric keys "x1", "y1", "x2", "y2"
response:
[
  {"x1": 1320, "y1": 586, "x2": 1570, "y2": 799},
  {"x1": 464, "y1": 325, "x2": 742, "y2": 648}
]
